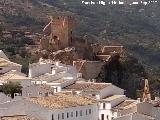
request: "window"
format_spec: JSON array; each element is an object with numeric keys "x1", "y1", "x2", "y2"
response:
[
  {"x1": 80, "y1": 110, "x2": 82, "y2": 116},
  {"x1": 67, "y1": 112, "x2": 69, "y2": 118},
  {"x1": 45, "y1": 92, "x2": 48, "y2": 97},
  {"x1": 52, "y1": 114, "x2": 54, "y2": 120},
  {"x1": 89, "y1": 109, "x2": 91, "y2": 114},
  {"x1": 103, "y1": 103, "x2": 106, "y2": 109},
  {"x1": 58, "y1": 114, "x2": 60, "y2": 120},
  {"x1": 0, "y1": 68, "x2": 2, "y2": 70},
  {"x1": 39, "y1": 92, "x2": 42, "y2": 95},
  {"x1": 106, "y1": 115, "x2": 109, "y2": 120},
  {"x1": 71, "y1": 112, "x2": 73, "y2": 117},
  {"x1": 49, "y1": 92, "x2": 53, "y2": 95},
  {"x1": 86, "y1": 109, "x2": 88, "y2": 115},
  {"x1": 62, "y1": 113, "x2": 64, "y2": 119},
  {"x1": 54, "y1": 87, "x2": 58, "y2": 93},
  {"x1": 76, "y1": 111, "x2": 78, "y2": 117},
  {"x1": 28, "y1": 93, "x2": 31, "y2": 96},
  {"x1": 101, "y1": 114, "x2": 104, "y2": 120}
]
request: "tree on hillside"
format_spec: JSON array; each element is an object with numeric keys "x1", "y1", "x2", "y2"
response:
[{"x1": 0, "y1": 82, "x2": 22, "y2": 98}]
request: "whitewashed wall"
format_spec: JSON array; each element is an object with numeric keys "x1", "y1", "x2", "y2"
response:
[
  {"x1": 25, "y1": 100, "x2": 98, "y2": 120},
  {"x1": 152, "y1": 107, "x2": 160, "y2": 120},
  {"x1": 99, "y1": 85, "x2": 124, "y2": 99},
  {"x1": 0, "y1": 100, "x2": 26, "y2": 117},
  {"x1": 29, "y1": 63, "x2": 51, "y2": 78},
  {"x1": 114, "y1": 113, "x2": 156, "y2": 120},
  {"x1": 136, "y1": 102, "x2": 153, "y2": 116}
]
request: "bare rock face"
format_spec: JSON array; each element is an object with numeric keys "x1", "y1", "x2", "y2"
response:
[{"x1": 48, "y1": 47, "x2": 79, "y2": 65}]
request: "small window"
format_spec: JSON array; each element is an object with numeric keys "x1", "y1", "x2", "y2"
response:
[
  {"x1": 101, "y1": 114, "x2": 104, "y2": 120},
  {"x1": 49, "y1": 92, "x2": 53, "y2": 95},
  {"x1": 103, "y1": 103, "x2": 106, "y2": 109},
  {"x1": 67, "y1": 112, "x2": 69, "y2": 118},
  {"x1": 39, "y1": 92, "x2": 42, "y2": 95},
  {"x1": 52, "y1": 114, "x2": 54, "y2": 120},
  {"x1": 106, "y1": 115, "x2": 109, "y2": 120},
  {"x1": 0, "y1": 68, "x2": 2, "y2": 70},
  {"x1": 54, "y1": 87, "x2": 58, "y2": 93},
  {"x1": 80, "y1": 110, "x2": 82, "y2": 116},
  {"x1": 86, "y1": 109, "x2": 88, "y2": 115},
  {"x1": 71, "y1": 112, "x2": 73, "y2": 117},
  {"x1": 45, "y1": 92, "x2": 48, "y2": 97},
  {"x1": 76, "y1": 111, "x2": 78, "y2": 117},
  {"x1": 62, "y1": 113, "x2": 64, "y2": 119},
  {"x1": 28, "y1": 93, "x2": 31, "y2": 96},
  {"x1": 89, "y1": 109, "x2": 91, "y2": 114},
  {"x1": 58, "y1": 114, "x2": 60, "y2": 120}
]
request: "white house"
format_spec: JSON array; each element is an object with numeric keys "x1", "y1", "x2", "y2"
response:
[
  {"x1": 113, "y1": 112, "x2": 155, "y2": 120},
  {"x1": 98, "y1": 95, "x2": 127, "y2": 120},
  {"x1": 0, "y1": 92, "x2": 98, "y2": 120},
  {"x1": 63, "y1": 81, "x2": 126, "y2": 120},
  {"x1": 112, "y1": 101, "x2": 160, "y2": 120},
  {"x1": 63, "y1": 81, "x2": 124, "y2": 100},
  {"x1": 22, "y1": 84, "x2": 54, "y2": 97},
  {"x1": 29, "y1": 61, "x2": 81, "y2": 93}
]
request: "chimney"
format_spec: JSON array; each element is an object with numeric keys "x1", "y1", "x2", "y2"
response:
[
  {"x1": 77, "y1": 73, "x2": 82, "y2": 78},
  {"x1": 92, "y1": 79, "x2": 96, "y2": 83},
  {"x1": 52, "y1": 69, "x2": 56, "y2": 75},
  {"x1": 56, "y1": 61, "x2": 60, "y2": 66},
  {"x1": 137, "y1": 98, "x2": 141, "y2": 103},
  {"x1": 155, "y1": 97, "x2": 160, "y2": 102}
]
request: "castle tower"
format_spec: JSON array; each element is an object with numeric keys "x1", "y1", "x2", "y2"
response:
[
  {"x1": 142, "y1": 79, "x2": 151, "y2": 102},
  {"x1": 49, "y1": 15, "x2": 75, "y2": 50}
]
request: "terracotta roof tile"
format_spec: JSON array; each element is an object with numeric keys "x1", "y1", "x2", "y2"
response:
[
  {"x1": 27, "y1": 93, "x2": 96, "y2": 109},
  {"x1": 64, "y1": 82, "x2": 111, "y2": 91}
]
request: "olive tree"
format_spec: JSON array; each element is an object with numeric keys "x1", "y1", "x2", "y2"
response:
[{"x1": 0, "y1": 82, "x2": 22, "y2": 98}]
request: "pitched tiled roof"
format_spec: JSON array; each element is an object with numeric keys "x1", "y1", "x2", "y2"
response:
[
  {"x1": 112, "y1": 100, "x2": 137, "y2": 112},
  {"x1": 27, "y1": 93, "x2": 96, "y2": 109},
  {"x1": 0, "y1": 70, "x2": 29, "y2": 81},
  {"x1": 64, "y1": 82, "x2": 111, "y2": 91}
]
